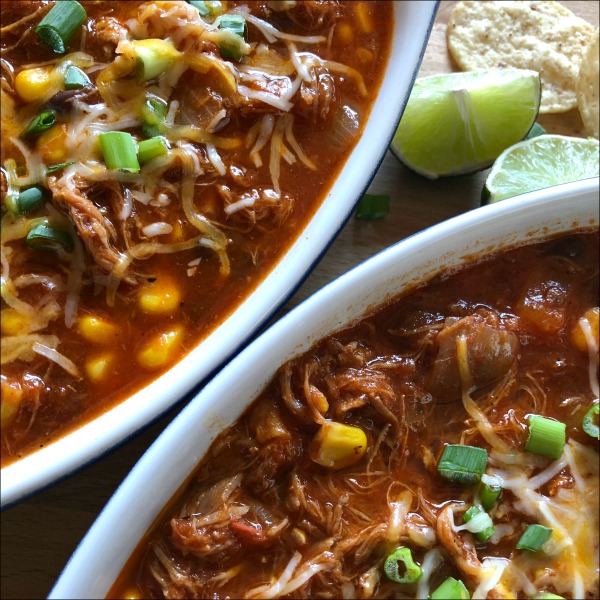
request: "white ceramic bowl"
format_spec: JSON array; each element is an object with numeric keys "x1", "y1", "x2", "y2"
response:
[
  {"x1": 0, "y1": 1, "x2": 439, "y2": 508},
  {"x1": 50, "y1": 178, "x2": 599, "y2": 599}
]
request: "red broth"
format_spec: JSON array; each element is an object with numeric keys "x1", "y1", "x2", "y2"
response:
[
  {"x1": 0, "y1": 1, "x2": 393, "y2": 465},
  {"x1": 110, "y1": 231, "x2": 599, "y2": 599}
]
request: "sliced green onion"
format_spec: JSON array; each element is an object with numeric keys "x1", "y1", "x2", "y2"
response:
[
  {"x1": 429, "y1": 576, "x2": 470, "y2": 599},
  {"x1": 188, "y1": 0, "x2": 223, "y2": 18},
  {"x1": 99, "y1": 132, "x2": 140, "y2": 173},
  {"x1": 437, "y1": 445, "x2": 488, "y2": 485},
  {"x1": 46, "y1": 161, "x2": 76, "y2": 174},
  {"x1": 217, "y1": 14, "x2": 247, "y2": 61},
  {"x1": 526, "y1": 122, "x2": 548, "y2": 140},
  {"x1": 582, "y1": 403, "x2": 599, "y2": 439},
  {"x1": 137, "y1": 136, "x2": 169, "y2": 165},
  {"x1": 35, "y1": 1, "x2": 87, "y2": 54},
  {"x1": 6, "y1": 187, "x2": 45, "y2": 217},
  {"x1": 383, "y1": 547, "x2": 423, "y2": 584},
  {"x1": 131, "y1": 39, "x2": 181, "y2": 82},
  {"x1": 26, "y1": 222, "x2": 73, "y2": 251},
  {"x1": 478, "y1": 481, "x2": 502, "y2": 511},
  {"x1": 525, "y1": 415, "x2": 566, "y2": 459},
  {"x1": 516, "y1": 524, "x2": 552, "y2": 552},
  {"x1": 355, "y1": 194, "x2": 390, "y2": 220},
  {"x1": 64, "y1": 65, "x2": 92, "y2": 89},
  {"x1": 21, "y1": 111, "x2": 56, "y2": 137},
  {"x1": 462, "y1": 506, "x2": 494, "y2": 542},
  {"x1": 141, "y1": 95, "x2": 168, "y2": 138}
]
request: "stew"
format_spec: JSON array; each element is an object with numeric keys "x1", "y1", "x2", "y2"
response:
[
  {"x1": 111, "y1": 230, "x2": 599, "y2": 599},
  {"x1": 0, "y1": 0, "x2": 393, "y2": 465}
]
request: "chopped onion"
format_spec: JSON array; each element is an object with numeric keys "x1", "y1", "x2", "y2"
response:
[
  {"x1": 32, "y1": 342, "x2": 80, "y2": 377},
  {"x1": 142, "y1": 222, "x2": 173, "y2": 237}
]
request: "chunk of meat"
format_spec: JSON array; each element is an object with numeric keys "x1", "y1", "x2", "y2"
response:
[
  {"x1": 287, "y1": 1, "x2": 342, "y2": 31},
  {"x1": 237, "y1": 73, "x2": 297, "y2": 114},
  {"x1": 436, "y1": 504, "x2": 481, "y2": 579},
  {"x1": 437, "y1": 505, "x2": 510, "y2": 599},
  {"x1": 170, "y1": 475, "x2": 245, "y2": 562},
  {"x1": 427, "y1": 314, "x2": 518, "y2": 399},
  {"x1": 229, "y1": 507, "x2": 289, "y2": 548},
  {"x1": 171, "y1": 475, "x2": 288, "y2": 562},
  {"x1": 170, "y1": 517, "x2": 241, "y2": 562},
  {"x1": 325, "y1": 368, "x2": 399, "y2": 426},
  {"x1": 48, "y1": 176, "x2": 132, "y2": 282},
  {"x1": 299, "y1": 71, "x2": 336, "y2": 122},
  {"x1": 244, "y1": 435, "x2": 303, "y2": 493},
  {"x1": 87, "y1": 16, "x2": 129, "y2": 60},
  {"x1": 325, "y1": 340, "x2": 373, "y2": 369}
]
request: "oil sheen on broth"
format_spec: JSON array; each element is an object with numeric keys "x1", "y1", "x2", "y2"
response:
[
  {"x1": 0, "y1": 1, "x2": 393, "y2": 464},
  {"x1": 111, "y1": 231, "x2": 599, "y2": 600}
]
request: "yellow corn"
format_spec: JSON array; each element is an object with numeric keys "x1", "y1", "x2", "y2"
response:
[
  {"x1": 309, "y1": 421, "x2": 367, "y2": 470},
  {"x1": 14, "y1": 67, "x2": 60, "y2": 103},
  {"x1": 572, "y1": 307, "x2": 599, "y2": 352},
  {"x1": 1, "y1": 377, "x2": 22, "y2": 429},
  {"x1": 85, "y1": 354, "x2": 113, "y2": 381},
  {"x1": 291, "y1": 528, "x2": 307, "y2": 546},
  {"x1": 36, "y1": 124, "x2": 68, "y2": 163},
  {"x1": 137, "y1": 326, "x2": 182, "y2": 370},
  {"x1": 336, "y1": 22, "x2": 354, "y2": 45},
  {"x1": 1, "y1": 308, "x2": 31, "y2": 336},
  {"x1": 77, "y1": 315, "x2": 120, "y2": 345},
  {"x1": 138, "y1": 278, "x2": 181, "y2": 314}
]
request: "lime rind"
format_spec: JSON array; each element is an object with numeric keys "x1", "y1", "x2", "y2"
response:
[
  {"x1": 391, "y1": 69, "x2": 542, "y2": 179},
  {"x1": 482, "y1": 134, "x2": 600, "y2": 204}
]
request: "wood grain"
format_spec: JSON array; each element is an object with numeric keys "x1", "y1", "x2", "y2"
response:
[{"x1": 2, "y1": 2, "x2": 598, "y2": 598}]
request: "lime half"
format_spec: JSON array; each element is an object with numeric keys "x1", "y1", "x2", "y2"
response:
[
  {"x1": 391, "y1": 69, "x2": 541, "y2": 179},
  {"x1": 483, "y1": 134, "x2": 600, "y2": 204}
]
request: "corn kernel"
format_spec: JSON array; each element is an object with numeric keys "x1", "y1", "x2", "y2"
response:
[
  {"x1": 137, "y1": 326, "x2": 182, "y2": 370},
  {"x1": 291, "y1": 528, "x2": 307, "y2": 546},
  {"x1": 572, "y1": 307, "x2": 599, "y2": 352},
  {"x1": 36, "y1": 124, "x2": 68, "y2": 163},
  {"x1": 1, "y1": 308, "x2": 31, "y2": 336},
  {"x1": 77, "y1": 315, "x2": 120, "y2": 344},
  {"x1": 1, "y1": 377, "x2": 22, "y2": 429},
  {"x1": 85, "y1": 354, "x2": 113, "y2": 381},
  {"x1": 309, "y1": 421, "x2": 367, "y2": 470},
  {"x1": 15, "y1": 67, "x2": 60, "y2": 103},
  {"x1": 138, "y1": 278, "x2": 181, "y2": 314},
  {"x1": 336, "y1": 22, "x2": 354, "y2": 45}
]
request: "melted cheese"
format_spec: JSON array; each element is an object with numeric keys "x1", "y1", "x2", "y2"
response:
[{"x1": 488, "y1": 440, "x2": 599, "y2": 597}]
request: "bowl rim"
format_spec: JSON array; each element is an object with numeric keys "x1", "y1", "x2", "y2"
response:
[
  {"x1": 50, "y1": 177, "x2": 599, "y2": 599},
  {"x1": 0, "y1": 0, "x2": 441, "y2": 509}
]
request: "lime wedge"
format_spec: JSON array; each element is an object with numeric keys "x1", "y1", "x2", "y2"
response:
[
  {"x1": 391, "y1": 69, "x2": 541, "y2": 179},
  {"x1": 482, "y1": 134, "x2": 600, "y2": 204}
]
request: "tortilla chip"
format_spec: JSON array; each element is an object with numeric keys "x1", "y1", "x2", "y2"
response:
[
  {"x1": 577, "y1": 28, "x2": 599, "y2": 139},
  {"x1": 447, "y1": 1, "x2": 595, "y2": 114}
]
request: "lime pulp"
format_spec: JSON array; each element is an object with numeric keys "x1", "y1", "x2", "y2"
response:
[
  {"x1": 391, "y1": 69, "x2": 542, "y2": 179},
  {"x1": 482, "y1": 134, "x2": 600, "y2": 204}
]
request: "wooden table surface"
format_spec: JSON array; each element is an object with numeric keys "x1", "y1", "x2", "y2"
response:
[{"x1": 2, "y1": 2, "x2": 598, "y2": 598}]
